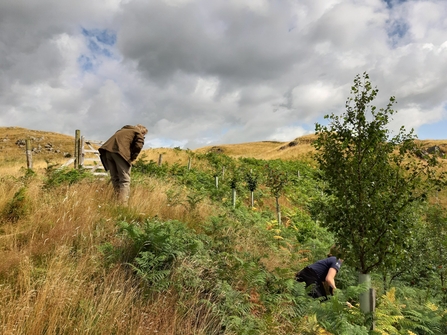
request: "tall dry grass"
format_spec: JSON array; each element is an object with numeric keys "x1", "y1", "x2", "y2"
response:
[{"x1": 0, "y1": 168, "x2": 226, "y2": 334}]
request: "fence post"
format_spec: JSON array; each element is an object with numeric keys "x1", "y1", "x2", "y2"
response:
[
  {"x1": 80, "y1": 136, "x2": 85, "y2": 167},
  {"x1": 74, "y1": 130, "x2": 81, "y2": 169},
  {"x1": 26, "y1": 139, "x2": 33, "y2": 169},
  {"x1": 158, "y1": 154, "x2": 163, "y2": 167},
  {"x1": 187, "y1": 157, "x2": 192, "y2": 170}
]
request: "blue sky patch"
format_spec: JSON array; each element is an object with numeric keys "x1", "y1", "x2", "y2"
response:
[
  {"x1": 77, "y1": 55, "x2": 94, "y2": 72},
  {"x1": 386, "y1": 19, "x2": 409, "y2": 47},
  {"x1": 417, "y1": 118, "x2": 447, "y2": 140},
  {"x1": 78, "y1": 28, "x2": 118, "y2": 73},
  {"x1": 82, "y1": 28, "x2": 116, "y2": 46},
  {"x1": 383, "y1": 0, "x2": 408, "y2": 8}
]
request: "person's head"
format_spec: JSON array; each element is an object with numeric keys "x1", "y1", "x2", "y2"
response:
[
  {"x1": 327, "y1": 244, "x2": 344, "y2": 260},
  {"x1": 135, "y1": 124, "x2": 148, "y2": 136}
]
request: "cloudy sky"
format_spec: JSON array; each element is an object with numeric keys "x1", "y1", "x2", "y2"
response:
[{"x1": 1, "y1": 0, "x2": 447, "y2": 149}]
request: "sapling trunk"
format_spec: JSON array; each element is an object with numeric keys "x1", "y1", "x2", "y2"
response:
[
  {"x1": 232, "y1": 188, "x2": 236, "y2": 208},
  {"x1": 275, "y1": 196, "x2": 281, "y2": 224}
]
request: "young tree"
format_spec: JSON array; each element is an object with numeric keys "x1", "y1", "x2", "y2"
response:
[
  {"x1": 244, "y1": 169, "x2": 259, "y2": 208},
  {"x1": 313, "y1": 73, "x2": 443, "y2": 276},
  {"x1": 265, "y1": 163, "x2": 288, "y2": 224}
]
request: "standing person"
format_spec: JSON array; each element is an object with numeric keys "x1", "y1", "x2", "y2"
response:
[
  {"x1": 295, "y1": 246, "x2": 343, "y2": 300},
  {"x1": 99, "y1": 124, "x2": 148, "y2": 205}
]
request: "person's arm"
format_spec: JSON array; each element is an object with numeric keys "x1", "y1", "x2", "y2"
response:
[
  {"x1": 130, "y1": 133, "x2": 145, "y2": 162},
  {"x1": 325, "y1": 268, "x2": 337, "y2": 291}
]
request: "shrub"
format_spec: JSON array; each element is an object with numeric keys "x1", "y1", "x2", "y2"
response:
[
  {"x1": 2, "y1": 186, "x2": 29, "y2": 223},
  {"x1": 44, "y1": 167, "x2": 92, "y2": 188}
]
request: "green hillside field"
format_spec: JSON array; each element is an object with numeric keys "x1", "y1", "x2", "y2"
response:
[{"x1": 1, "y1": 126, "x2": 447, "y2": 334}]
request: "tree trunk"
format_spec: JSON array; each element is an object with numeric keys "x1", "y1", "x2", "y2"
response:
[
  {"x1": 275, "y1": 197, "x2": 281, "y2": 224},
  {"x1": 250, "y1": 191, "x2": 254, "y2": 208}
]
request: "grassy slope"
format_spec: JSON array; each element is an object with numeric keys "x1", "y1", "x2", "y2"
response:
[
  {"x1": 2, "y1": 126, "x2": 445, "y2": 203},
  {"x1": 0, "y1": 127, "x2": 319, "y2": 334},
  {"x1": 0, "y1": 127, "x2": 329, "y2": 168},
  {"x1": 1, "y1": 127, "x2": 447, "y2": 334},
  {"x1": 3, "y1": 126, "x2": 446, "y2": 162}
]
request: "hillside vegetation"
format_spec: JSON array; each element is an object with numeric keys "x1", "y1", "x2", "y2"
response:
[{"x1": 1, "y1": 126, "x2": 447, "y2": 334}]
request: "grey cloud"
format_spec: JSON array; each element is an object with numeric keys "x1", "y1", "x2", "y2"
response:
[
  {"x1": 1, "y1": 0, "x2": 447, "y2": 149},
  {"x1": 118, "y1": 1, "x2": 306, "y2": 87}
]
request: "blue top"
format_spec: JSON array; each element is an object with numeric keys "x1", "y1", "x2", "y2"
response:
[{"x1": 308, "y1": 256, "x2": 342, "y2": 281}]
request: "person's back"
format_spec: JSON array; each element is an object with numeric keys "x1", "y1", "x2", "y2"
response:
[
  {"x1": 99, "y1": 125, "x2": 145, "y2": 164},
  {"x1": 99, "y1": 124, "x2": 147, "y2": 205},
  {"x1": 296, "y1": 247, "x2": 343, "y2": 299},
  {"x1": 308, "y1": 256, "x2": 342, "y2": 282}
]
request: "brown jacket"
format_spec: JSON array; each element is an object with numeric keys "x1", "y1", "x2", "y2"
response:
[{"x1": 99, "y1": 125, "x2": 145, "y2": 170}]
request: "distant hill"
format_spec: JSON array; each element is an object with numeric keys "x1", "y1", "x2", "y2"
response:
[
  {"x1": 194, "y1": 134, "x2": 318, "y2": 160},
  {"x1": 1, "y1": 127, "x2": 446, "y2": 164}
]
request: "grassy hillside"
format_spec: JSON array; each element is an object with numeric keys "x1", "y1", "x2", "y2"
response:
[
  {"x1": 1, "y1": 127, "x2": 447, "y2": 334},
  {"x1": 3, "y1": 126, "x2": 446, "y2": 163}
]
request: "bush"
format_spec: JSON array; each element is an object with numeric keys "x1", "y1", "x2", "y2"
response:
[
  {"x1": 118, "y1": 218, "x2": 207, "y2": 291},
  {"x1": 44, "y1": 167, "x2": 92, "y2": 188},
  {"x1": 2, "y1": 187, "x2": 29, "y2": 223}
]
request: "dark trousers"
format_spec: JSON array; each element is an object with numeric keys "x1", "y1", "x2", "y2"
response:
[
  {"x1": 295, "y1": 267, "x2": 327, "y2": 299},
  {"x1": 102, "y1": 151, "x2": 131, "y2": 204}
]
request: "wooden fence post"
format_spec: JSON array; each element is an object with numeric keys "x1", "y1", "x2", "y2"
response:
[
  {"x1": 187, "y1": 157, "x2": 192, "y2": 170},
  {"x1": 26, "y1": 139, "x2": 33, "y2": 169},
  {"x1": 158, "y1": 154, "x2": 163, "y2": 167},
  {"x1": 80, "y1": 136, "x2": 85, "y2": 167},
  {"x1": 74, "y1": 130, "x2": 81, "y2": 169}
]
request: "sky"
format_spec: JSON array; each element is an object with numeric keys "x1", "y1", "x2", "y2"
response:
[{"x1": 1, "y1": 0, "x2": 447, "y2": 149}]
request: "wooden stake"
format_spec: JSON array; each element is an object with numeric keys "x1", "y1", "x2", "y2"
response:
[
  {"x1": 26, "y1": 139, "x2": 33, "y2": 169},
  {"x1": 80, "y1": 136, "x2": 85, "y2": 167},
  {"x1": 74, "y1": 130, "x2": 80, "y2": 169},
  {"x1": 158, "y1": 154, "x2": 163, "y2": 166}
]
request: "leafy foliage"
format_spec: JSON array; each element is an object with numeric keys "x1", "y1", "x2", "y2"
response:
[
  {"x1": 44, "y1": 166, "x2": 92, "y2": 188},
  {"x1": 2, "y1": 186, "x2": 29, "y2": 222},
  {"x1": 313, "y1": 72, "x2": 443, "y2": 274}
]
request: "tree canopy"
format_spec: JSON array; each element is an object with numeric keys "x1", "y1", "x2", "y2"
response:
[{"x1": 313, "y1": 72, "x2": 443, "y2": 274}]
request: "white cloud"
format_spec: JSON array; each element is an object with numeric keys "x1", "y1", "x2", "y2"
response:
[{"x1": 1, "y1": 0, "x2": 447, "y2": 149}]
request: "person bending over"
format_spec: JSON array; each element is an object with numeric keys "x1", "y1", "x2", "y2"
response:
[
  {"x1": 295, "y1": 246, "x2": 343, "y2": 300},
  {"x1": 99, "y1": 124, "x2": 148, "y2": 205}
]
